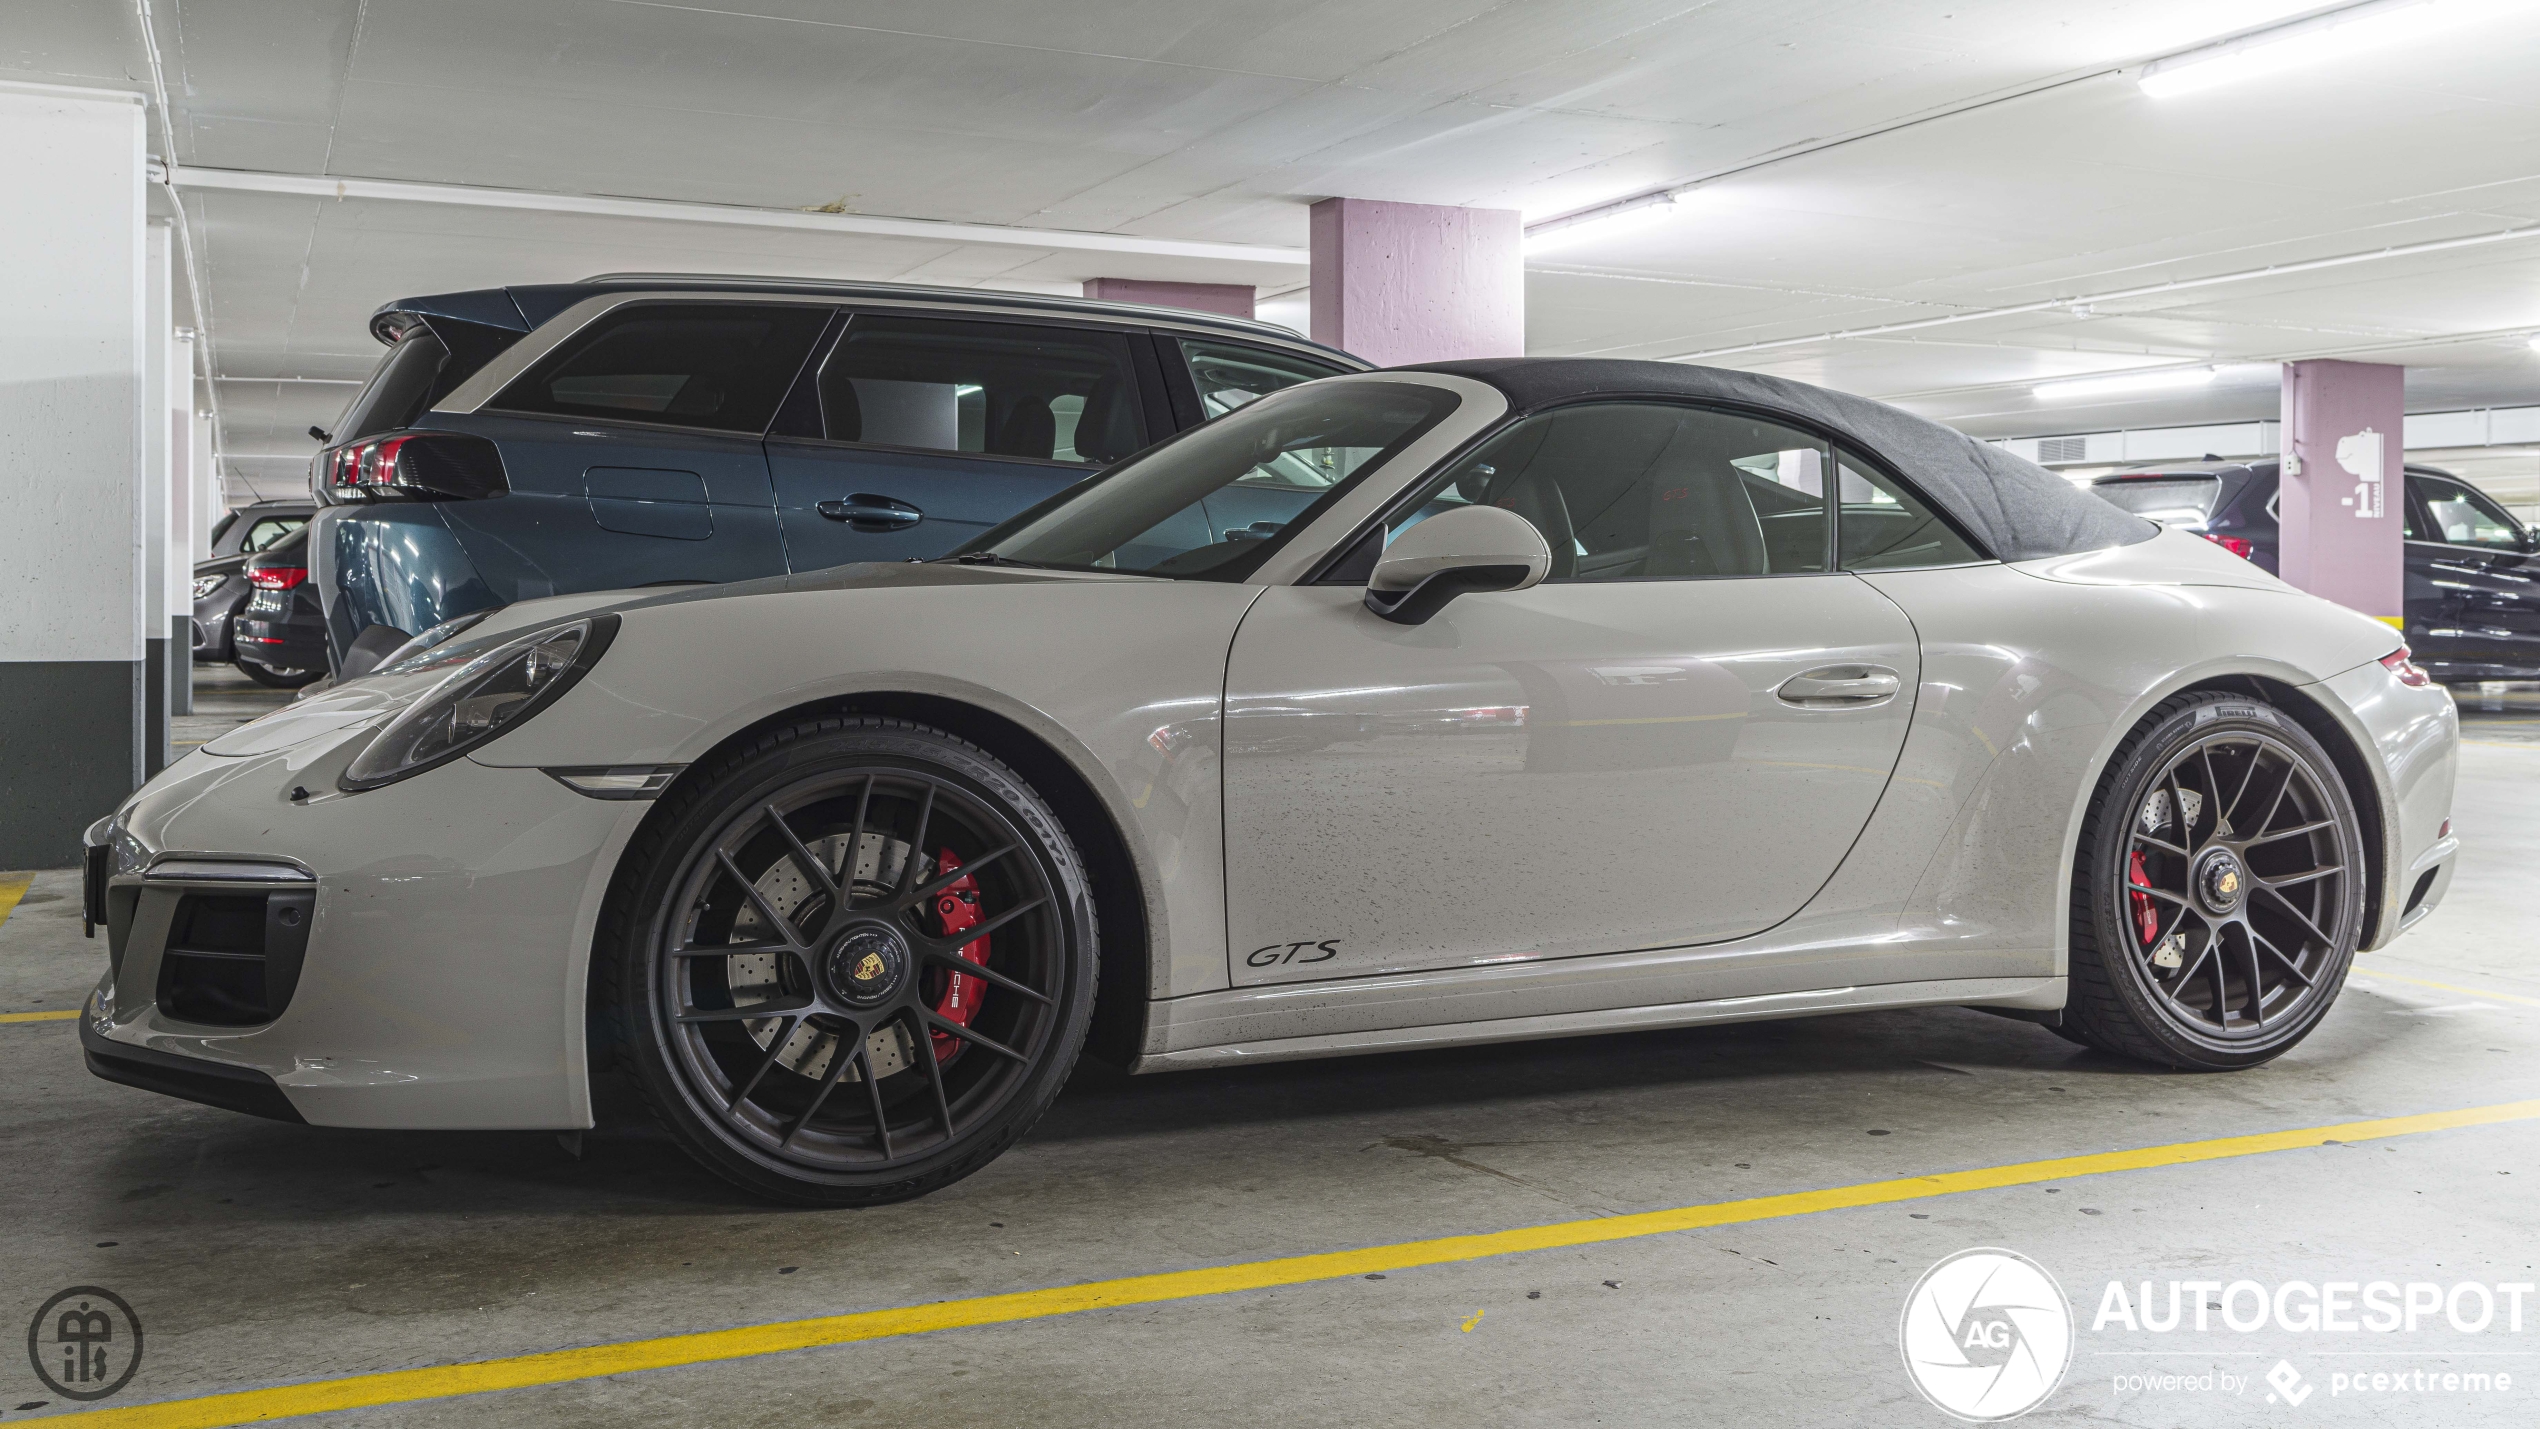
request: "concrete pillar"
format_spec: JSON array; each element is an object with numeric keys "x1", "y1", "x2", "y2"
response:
[
  {"x1": 169, "y1": 329, "x2": 197, "y2": 716},
  {"x1": 2280, "y1": 360, "x2": 2406, "y2": 628},
  {"x1": 143, "y1": 222, "x2": 175, "y2": 772},
  {"x1": 1307, "y1": 198, "x2": 1524, "y2": 368},
  {"x1": 192, "y1": 409, "x2": 217, "y2": 560},
  {"x1": 0, "y1": 83, "x2": 149, "y2": 868},
  {"x1": 1081, "y1": 278, "x2": 1254, "y2": 320}
]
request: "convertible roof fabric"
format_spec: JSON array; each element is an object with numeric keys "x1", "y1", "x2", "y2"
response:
[{"x1": 1401, "y1": 358, "x2": 2155, "y2": 562}]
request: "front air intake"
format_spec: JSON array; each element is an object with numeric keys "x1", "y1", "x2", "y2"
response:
[{"x1": 154, "y1": 888, "x2": 315, "y2": 1027}]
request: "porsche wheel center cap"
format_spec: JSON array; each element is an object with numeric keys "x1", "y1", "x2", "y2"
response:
[
  {"x1": 2195, "y1": 850, "x2": 2248, "y2": 915},
  {"x1": 825, "y1": 925, "x2": 909, "y2": 1008}
]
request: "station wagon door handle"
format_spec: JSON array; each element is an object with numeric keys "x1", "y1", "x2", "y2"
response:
[
  {"x1": 1777, "y1": 667, "x2": 1902, "y2": 707},
  {"x1": 817, "y1": 495, "x2": 924, "y2": 531}
]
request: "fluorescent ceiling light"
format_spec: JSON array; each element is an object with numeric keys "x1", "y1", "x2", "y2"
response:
[
  {"x1": 1523, "y1": 192, "x2": 1685, "y2": 257},
  {"x1": 2529, "y1": 335, "x2": 2540, "y2": 352},
  {"x1": 2139, "y1": 0, "x2": 2508, "y2": 98},
  {"x1": 2033, "y1": 367, "x2": 2219, "y2": 402}
]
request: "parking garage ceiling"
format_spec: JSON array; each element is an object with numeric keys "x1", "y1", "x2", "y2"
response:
[{"x1": 13, "y1": 0, "x2": 2540, "y2": 499}]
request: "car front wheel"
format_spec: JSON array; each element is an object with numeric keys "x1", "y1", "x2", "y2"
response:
[
  {"x1": 2064, "y1": 692, "x2": 2366, "y2": 1070},
  {"x1": 604, "y1": 717, "x2": 1098, "y2": 1205}
]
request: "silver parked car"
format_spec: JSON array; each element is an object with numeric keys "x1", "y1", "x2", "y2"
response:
[{"x1": 85, "y1": 359, "x2": 2459, "y2": 1205}]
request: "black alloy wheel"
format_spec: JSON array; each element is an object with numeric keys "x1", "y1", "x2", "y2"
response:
[
  {"x1": 2066, "y1": 692, "x2": 2365, "y2": 1069},
  {"x1": 605, "y1": 718, "x2": 1097, "y2": 1204}
]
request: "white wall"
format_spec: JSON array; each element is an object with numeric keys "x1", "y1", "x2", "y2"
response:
[{"x1": 0, "y1": 83, "x2": 148, "y2": 665}]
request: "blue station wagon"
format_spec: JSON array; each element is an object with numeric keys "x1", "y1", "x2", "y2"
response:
[{"x1": 307, "y1": 275, "x2": 1365, "y2": 671}]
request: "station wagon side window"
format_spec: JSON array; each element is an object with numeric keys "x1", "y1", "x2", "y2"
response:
[
  {"x1": 490, "y1": 302, "x2": 831, "y2": 434},
  {"x1": 1176, "y1": 338, "x2": 1350, "y2": 418},
  {"x1": 815, "y1": 315, "x2": 1147, "y2": 465}
]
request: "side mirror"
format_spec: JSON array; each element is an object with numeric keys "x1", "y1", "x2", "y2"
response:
[{"x1": 1362, "y1": 504, "x2": 1552, "y2": 626}]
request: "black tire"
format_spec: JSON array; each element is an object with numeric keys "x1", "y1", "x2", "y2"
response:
[
  {"x1": 2064, "y1": 692, "x2": 2366, "y2": 1070},
  {"x1": 602, "y1": 717, "x2": 1097, "y2": 1205},
  {"x1": 235, "y1": 655, "x2": 321, "y2": 688}
]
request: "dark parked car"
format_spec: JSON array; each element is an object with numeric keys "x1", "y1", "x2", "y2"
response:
[
  {"x1": 190, "y1": 499, "x2": 314, "y2": 662},
  {"x1": 2092, "y1": 459, "x2": 2540, "y2": 682},
  {"x1": 307, "y1": 275, "x2": 1366, "y2": 672},
  {"x1": 230, "y1": 526, "x2": 329, "y2": 688}
]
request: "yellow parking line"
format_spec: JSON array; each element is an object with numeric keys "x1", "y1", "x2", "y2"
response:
[
  {"x1": 0, "y1": 871, "x2": 32, "y2": 930},
  {"x1": 49, "y1": 1098, "x2": 2540, "y2": 1429},
  {"x1": 2358, "y1": 965, "x2": 2540, "y2": 1008},
  {"x1": 1, "y1": 1010, "x2": 80, "y2": 1024}
]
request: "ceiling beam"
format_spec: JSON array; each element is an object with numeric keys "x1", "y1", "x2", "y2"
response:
[
  {"x1": 1664, "y1": 219, "x2": 2540, "y2": 363},
  {"x1": 157, "y1": 163, "x2": 1311, "y2": 266}
]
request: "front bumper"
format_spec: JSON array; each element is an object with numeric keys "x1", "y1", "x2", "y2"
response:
[{"x1": 85, "y1": 725, "x2": 649, "y2": 1130}]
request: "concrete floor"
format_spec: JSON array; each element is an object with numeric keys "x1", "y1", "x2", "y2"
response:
[{"x1": 3, "y1": 682, "x2": 2536, "y2": 1426}]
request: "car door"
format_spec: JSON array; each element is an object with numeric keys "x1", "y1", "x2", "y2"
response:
[
  {"x1": 1220, "y1": 400, "x2": 1924, "y2": 984},
  {"x1": 2405, "y1": 470, "x2": 2540, "y2": 677},
  {"x1": 436, "y1": 300, "x2": 813, "y2": 604},
  {"x1": 765, "y1": 312, "x2": 1162, "y2": 570}
]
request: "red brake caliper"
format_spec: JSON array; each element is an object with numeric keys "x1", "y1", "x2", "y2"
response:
[
  {"x1": 2127, "y1": 849, "x2": 2161, "y2": 947},
  {"x1": 928, "y1": 849, "x2": 988, "y2": 1064}
]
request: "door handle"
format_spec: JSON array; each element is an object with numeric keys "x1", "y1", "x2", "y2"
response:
[
  {"x1": 1777, "y1": 666, "x2": 1902, "y2": 707},
  {"x1": 817, "y1": 495, "x2": 924, "y2": 531}
]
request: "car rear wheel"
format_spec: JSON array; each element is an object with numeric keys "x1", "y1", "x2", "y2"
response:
[
  {"x1": 604, "y1": 717, "x2": 1097, "y2": 1205},
  {"x1": 2064, "y1": 692, "x2": 2366, "y2": 1070}
]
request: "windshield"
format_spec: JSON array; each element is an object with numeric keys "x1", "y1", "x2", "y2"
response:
[
  {"x1": 2092, "y1": 475, "x2": 2222, "y2": 526},
  {"x1": 972, "y1": 380, "x2": 1459, "y2": 580}
]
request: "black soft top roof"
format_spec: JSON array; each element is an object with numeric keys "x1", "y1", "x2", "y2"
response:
[{"x1": 1401, "y1": 357, "x2": 2154, "y2": 563}]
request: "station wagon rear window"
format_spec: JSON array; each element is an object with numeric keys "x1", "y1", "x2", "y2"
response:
[{"x1": 492, "y1": 303, "x2": 829, "y2": 434}]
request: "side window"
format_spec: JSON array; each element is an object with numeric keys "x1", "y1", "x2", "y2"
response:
[
  {"x1": 1396, "y1": 402, "x2": 1832, "y2": 581},
  {"x1": 1836, "y1": 448, "x2": 1982, "y2": 570},
  {"x1": 1177, "y1": 338, "x2": 1348, "y2": 418},
  {"x1": 818, "y1": 316, "x2": 1146, "y2": 465},
  {"x1": 2412, "y1": 474, "x2": 2525, "y2": 549},
  {"x1": 491, "y1": 303, "x2": 829, "y2": 434},
  {"x1": 241, "y1": 517, "x2": 305, "y2": 554}
]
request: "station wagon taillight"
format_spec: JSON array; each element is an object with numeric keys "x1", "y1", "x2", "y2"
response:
[
  {"x1": 247, "y1": 565, "x2": 307, "y2": 590},
  {"x1": 323, "y1": 432, "x2": 509, "y2": 501},
  {"x1": 2200, "y1": 532, "x2": 2254, "y2": 560}
]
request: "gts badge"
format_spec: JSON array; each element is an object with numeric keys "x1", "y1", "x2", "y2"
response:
[{"x1": 1248, "y1": 940, "x2": 1341, "y2": 968}]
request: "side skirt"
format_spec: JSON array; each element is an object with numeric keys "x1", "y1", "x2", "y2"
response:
[{"x1": 1129, "y1": 975, "x2": 2065, "y2": 1072}]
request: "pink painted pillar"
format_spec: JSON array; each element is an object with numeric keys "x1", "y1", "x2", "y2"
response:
[
  {"x1": 1081, "y1": 278, "x2": 1254, "y2": 320},
  {"x1": 2279, "y1": 359, "x2": 2406, "y2": 627},
  {"x1": 1308, "y1": 197, "x2": 1523, "y2": 367}
]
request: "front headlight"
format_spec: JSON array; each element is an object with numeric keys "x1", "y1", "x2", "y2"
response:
[
  {"x1": 192, "y1": 574, "x2": 225, "y2": 601},
  {"x1": 339, "y1": 614, "x2": 618, "y2": 791}
]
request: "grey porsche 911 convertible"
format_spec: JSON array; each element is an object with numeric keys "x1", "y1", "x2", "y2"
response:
[{"x1": 86, "y1": 358, "x2": 2457, "y2": 1204}]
